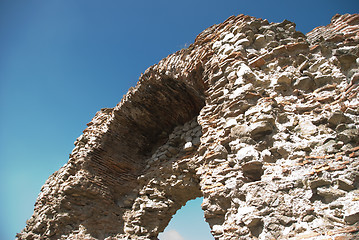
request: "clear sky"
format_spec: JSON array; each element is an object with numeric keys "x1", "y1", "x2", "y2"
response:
[{"x1": 0, "y1": 0, "x2": 358, "y2": 239}]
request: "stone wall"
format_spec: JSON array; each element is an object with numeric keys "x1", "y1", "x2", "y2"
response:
[{"x1": 18, "y1": 14, "x2": 359, "y2": 240}]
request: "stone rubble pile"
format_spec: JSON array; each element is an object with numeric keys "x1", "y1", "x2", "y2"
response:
[{"x1": 18, "y1": 14, "x2": 359, "y2": 240}]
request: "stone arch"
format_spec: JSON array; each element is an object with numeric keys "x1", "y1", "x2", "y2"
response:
[
  {"x1": 18, "y1": 55, "x2": 209, "y2": 239},
  {"x1": 86, "y1": 76, "x2": 207, "y2": 239},
  {"x1": 19, "y1": 13, "x2": 359, "y2": 240},
  {"x1": 121, "y1": 116, "x2": 205, "y2": 238}
]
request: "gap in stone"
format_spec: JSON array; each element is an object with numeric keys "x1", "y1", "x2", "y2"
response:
[{"x1": 158, "y1": 197, "x2": 213, "y2": 240}]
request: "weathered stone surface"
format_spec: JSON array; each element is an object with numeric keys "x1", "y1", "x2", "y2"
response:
[
  {"x1": 293, "y1": 76, "x2": 314, "y2": 91},
  {"x1": 344, "y1": 204, "x2": 359, "y2": 224},
  {"x1": 328, "y1": 111, "x2": 351, "y2": 127},
  {"x1": 307, "y1": 14, "x2": 359, "y2": 43},
  {"x1": 18, "y1": 14, "x2": 359, "y2": 240},
  {"x1": 277, "y1": 72, "x2": 293, "y2": 85},
  {"x1": 309, "y1": 178, "x2": 331, "y2": 189}
]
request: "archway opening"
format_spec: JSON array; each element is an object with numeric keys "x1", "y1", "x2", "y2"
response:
[{"x1": 158, "y1": 197, "x2": 213, "y2": 240}]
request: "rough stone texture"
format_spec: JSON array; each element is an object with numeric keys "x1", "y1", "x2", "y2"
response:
[
  {"x1": 307, "y1": 14, "x2": 359, "y2": 44},
  {"x1": 18, "y1": 14, "x2": 359, "y2": 240}
]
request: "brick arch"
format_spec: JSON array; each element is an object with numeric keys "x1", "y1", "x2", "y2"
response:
[{"x1": 18, "y1": 47, "x2": 209, "y2": 239}]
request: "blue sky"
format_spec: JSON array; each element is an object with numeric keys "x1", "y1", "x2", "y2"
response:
[{"x1": 0, "y1": 1, "x2": 358, "y2": 239}]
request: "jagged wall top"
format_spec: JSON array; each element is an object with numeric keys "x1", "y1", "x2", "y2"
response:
[{"x1": 307, "y1": 13, "x2": 359, "y2": 43}]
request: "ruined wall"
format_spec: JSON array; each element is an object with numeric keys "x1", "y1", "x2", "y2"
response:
[{"x1": 18, "y1": 14, "x2": 359, "y2": 240}]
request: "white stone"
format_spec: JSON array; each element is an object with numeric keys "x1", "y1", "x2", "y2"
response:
[
  {"x1": 234, "y1": 38, "x2": 250, "y2": 47},
  {"x1": 220, "y1": 44, "x2": 234, "y2": 55},
  {"x1": 212, "y1": 41, "x2": 222, "y2": 51},
  {"x1": 236, "y1": 206, "x2": 256, "y2": 221},
  {"x1": 236, "y1": 146, "x2": 259, "y2": 162},
  {"x1": 229, "y1": 32, "x2": 244, "y2": 44},
  {"x1": 212, "y1": 225, "x2": 224, "y2": 234},
  {"x1": 295, "y1": 119, "x2": 317, "y2": 136},
  {"x1": 261, "y1": 149, "x2": 272, "y2": 162},
  {"x1": 222, "y1": 32, "x2": 234, "y2": 43},
  {"x1": 235, "y1": 64, "x2": 256, "y2": 85},
  {"x1": 234, "y1": 76, "x2": 245, "y2": 86},
  {"x1": 225, "y1": 178, "x2": 237, "y2": 190},
  {"x1": 183, "y1": 142, "x2": 194, "y2": 151},
  {"x1": 236, "y1": 64, "x2": 252, "y2": 78},
  {"x1": 224, "y1": 118, "x2": 237, "y2": 129},
  {"x1": 229, "y1": 83, "x2": 254, "y2": 99}
]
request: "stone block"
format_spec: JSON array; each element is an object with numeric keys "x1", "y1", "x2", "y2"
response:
[
  {"x1": 293, "y1": 76, "x2": 314, "y2": 91},
  {"x1": 337, "y1": 179, "x2": 355, "y2": 191},
  {"x1": 249, "y1": 121, "x2": 273, "y2": 138},
  {"x1": 242, "y1": 160, "x2": 263, "y2": 181},
  {"x1": 254, "y1": 34, "x2": 266, "y2": 49},
  {"x1": 338, "y1": 129, "x2": 359, "y2": 144},
  {"x1": 344, "y1": 205, "x2": 359, "y2": 224},
  {"x1": 277, "y1": 72, "x2": 292, "y2": 85},
  {"x1": 309, "y1": 178, "x2": 331, "y2": 189},
  {"x1": 314, "y1": 75, "x2": 334, "y2": 87},
  {"x1": 295, "y1": 119, "x2": 317, "y2": 136},
  {"x1": 317, "y1": 187, "x2": 346, "y2": 203}
]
